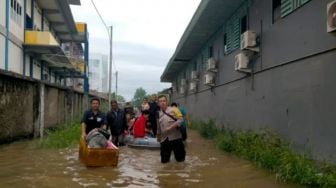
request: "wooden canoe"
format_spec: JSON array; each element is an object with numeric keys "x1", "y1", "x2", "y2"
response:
[{"x1": 79, "y1": 138, "x2": 119, "y2": 167}]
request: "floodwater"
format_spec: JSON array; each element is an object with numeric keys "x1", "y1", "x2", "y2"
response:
[{"x1": 0, "y1": 130, "x2": 300, "y2": 188}]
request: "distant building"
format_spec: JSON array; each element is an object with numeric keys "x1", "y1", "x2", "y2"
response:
[
  {"x1": 0, "y1": 0, "x2": 89, "y2": 89},
  {"x1": 161, "y1": 0, "x2": 336, "y2": 162},
  {"x1": 89, "y1": 53, "x2": 108, "y2": 93}
]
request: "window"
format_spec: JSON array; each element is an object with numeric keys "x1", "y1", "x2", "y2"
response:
[
  {"x1": 16, "y1": 4, "x2": 20, "y2": 14},
  {"x1": 223, "y1": 34, "x2": 228, "y2": 54},
  {"x1": 240, "y1": 15, "x2": 248, "y2": 34},
  {"x1": 10, "y1": 0, "x2": 22, "y2": 26},
  {"x1": 208, "y1": 46, "x2": 214, "y2": 59},
  {"x1": 281, "y1": 0, "x2": 311, "y2": 18},
  {"x1": 223, "y1": 1, "x2": 248, "y2": 54},
  {"x1": 273, "y1": 0, "x2": 281, "y2": 23}
]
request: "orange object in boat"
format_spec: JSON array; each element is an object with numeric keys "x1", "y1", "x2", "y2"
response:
[{"x1": 79, "y1": 138, "x2": 119, "y2": 167}]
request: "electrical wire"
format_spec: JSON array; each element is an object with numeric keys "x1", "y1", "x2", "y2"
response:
[
  {"x1": 90, "y1": 0, "x2": 110, "y2": 38},
  {"x1": 90, "y1": 0, "x2": 118, "y2": 72}
]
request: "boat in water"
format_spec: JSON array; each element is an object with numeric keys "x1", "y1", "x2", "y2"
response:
[
  {"x1": 79, "y1": 138, "x2": 119, "y2": 167},
  {"x1": 124, "y1": 135, "x2": 160, "y2": 150}
]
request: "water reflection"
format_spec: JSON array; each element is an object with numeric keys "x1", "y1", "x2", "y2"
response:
[{"x1": 0, "y1": 131, "x2": 300, "y2": 188}]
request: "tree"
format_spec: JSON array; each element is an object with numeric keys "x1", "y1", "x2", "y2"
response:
[
  {"x1": 132, "y1": 87, "x2": 147, "y2": 108},
  {"x1": 110, "y1": 92, "x2": 126, "y2": 103}
]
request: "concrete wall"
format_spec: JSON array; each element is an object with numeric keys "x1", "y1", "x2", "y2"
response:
[
  {"x1": 0, "y1": 71, "x2": 87, "y2": 143},
  {"x1": 171, "y1": 0, "x2": 336, "y2": 162}
]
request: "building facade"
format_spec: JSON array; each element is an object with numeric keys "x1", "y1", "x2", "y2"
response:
[
  {"x1": 89, "y1": 53, "x2": 108, "y2": 93},
  {"x1": 161, "y1": 0, "x2": 336, "y2": 162},
  {"x1": 0, "y1": 0, "x2": 89, "y2": 91}
]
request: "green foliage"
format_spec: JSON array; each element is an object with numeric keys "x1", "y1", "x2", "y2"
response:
[
  {"x1": 36, "y1": 121, "x2": 81, "y2": 149},
  {"x1": 132, "y1": 87, "x2": 147, "y2": 108},
  {"x1": 110, "y1": 92, "x2": 126, "y2": 103},
  {"x1": 190, "y1": 120, "x2": 336, "y2": 187}
]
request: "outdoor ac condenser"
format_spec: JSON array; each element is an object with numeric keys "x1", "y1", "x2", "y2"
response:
[
  {"x1": 179, "y1": 86, "x2": 186, "y2": 95},
  {"x1": 240, "y1": 30, "x2": 258, "y2": 51},
  {"x1": 180, "y1": 79, "x2": 187, "y2": 87},
  {"x1": 204, "y1": 73, "x2": 215, "y2": 86},
  {"x1": 191, "y1": 71, "x2": 199, "y2": 80},
  {"x1": 206, "y1": 58, "x2": 217, "y2": 72},
  {"x1": 189, "y1": 82, "x2": 197, "y2": 92},
  {"x1": 235, "y1": 51, "x2": 251, "y2": 73},
  {"x1": 327, "y1": 0, "x2": 336, "y2": 33}
]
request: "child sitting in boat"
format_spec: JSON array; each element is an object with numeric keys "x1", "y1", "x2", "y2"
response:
[{"x1": 133, "y1": 110, "x2": 153, "y2": 138}]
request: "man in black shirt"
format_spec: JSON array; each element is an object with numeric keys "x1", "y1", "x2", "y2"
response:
[
  {"x1": 81, "y1": 98, "x2": 107, "y2": 138},
  {"x1": 107, "y1": 100, "x2": 126, "y2": 146}
]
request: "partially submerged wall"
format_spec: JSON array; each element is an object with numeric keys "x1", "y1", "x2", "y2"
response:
[{"x1": 0, "y1": 71, "x2": 90, "y2": 143}]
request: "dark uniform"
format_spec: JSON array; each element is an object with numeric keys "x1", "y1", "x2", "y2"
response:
[
  {"x1": 107, "y1": 109, "x2": 126, "y2": 146},
  {"x1": 81, "y1": 110, "x2": 107, "y2": 134}
]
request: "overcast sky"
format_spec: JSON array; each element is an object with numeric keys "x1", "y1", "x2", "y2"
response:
[{"x1": 70, "y1": 0, "x2": 201, "y2": 100}]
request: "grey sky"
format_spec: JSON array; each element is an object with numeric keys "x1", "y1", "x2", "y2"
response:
[{"x1": 70, "y1": 0, "x2": 200, "y2": 100}]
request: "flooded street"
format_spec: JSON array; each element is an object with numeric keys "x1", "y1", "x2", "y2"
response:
[{"x1": 0, "y1": 130, "x2": 299, "y2": 188}]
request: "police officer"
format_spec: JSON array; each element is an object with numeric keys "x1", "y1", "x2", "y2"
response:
[{"x1": 81, "y1": 98, "x2": 107, "y2": 138}]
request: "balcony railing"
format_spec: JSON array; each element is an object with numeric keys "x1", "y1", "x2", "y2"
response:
[
  {"x1": 24, "y1": 30, "x2": 59, "y2": 46},
  {"x1": 75, "y1": 22, "x2": 86, "y2": 33}
]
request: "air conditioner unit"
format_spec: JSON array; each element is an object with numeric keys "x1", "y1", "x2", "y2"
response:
[
  {"x1": 241, "y1": 30, "x2": 259, "y2": 52},
  {"x1": 180, "y1": 79, "x2": 187, "y2": 87},
  {"x1": 327, "y1": 0, "x2": 336, "y2": 33},
  {"x1": 179, "y1": 86, "x2": 186, "y2": 94},
  {"x1": 204, "y1": 73, "x2": 215, "y2": 86},
  {"x1": 206, "y1": 58, "x2": 217, "y2": 72},
  {"x1": 235, "y1": 51, "x2": 251, "y2": 73},
  {"x1": 191, "y1": 71, "x2": 199, "y2": 80},
  {"x1": 189, "y1": 82, "x2": 197, "y2": 92}
]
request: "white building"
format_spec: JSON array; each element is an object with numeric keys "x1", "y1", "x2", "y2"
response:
[
  {"x1": 89, "y1": 53, "x2": 108, "y2": 93},
  {"x1": 0, "y1": 0, "x2": 88, "y2": 89}
]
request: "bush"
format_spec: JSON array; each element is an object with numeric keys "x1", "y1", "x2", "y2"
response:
[
  {"x1": 190, "y1": 120, "x2": 336, "y2": 187},
  {"x1": 36, "y1": 121, "x2": 81, "y2": 149}
]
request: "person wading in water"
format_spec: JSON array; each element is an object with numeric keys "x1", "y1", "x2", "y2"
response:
[{"x1": 157, "y1": 95, "x2": 186, "y2": 163}]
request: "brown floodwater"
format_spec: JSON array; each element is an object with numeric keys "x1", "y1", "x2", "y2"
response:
[{"x1": 0, "y1": 130, "x2": 300, "y2": 188}]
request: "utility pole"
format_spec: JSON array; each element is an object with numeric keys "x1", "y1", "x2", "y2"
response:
[
  {"x1": 108, "y1": 26, "x2": 113, "y2": 109},
  {"x1": 115, "y1": 71, "x2": 118, "y2": 102}
]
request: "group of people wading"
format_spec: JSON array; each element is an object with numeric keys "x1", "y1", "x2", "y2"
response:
[{"x1": 80, "y1": 94, "x2": 188, "y2": 163}]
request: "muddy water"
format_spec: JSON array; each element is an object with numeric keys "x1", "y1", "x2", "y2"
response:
[{"x1": 0, "y1": 130, "x2": 299, "y2": 188}]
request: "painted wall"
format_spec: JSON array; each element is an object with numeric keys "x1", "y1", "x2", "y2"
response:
[
  {"x1": 9, "y1": 0, "x2": 24, "y2": 42},
  {"x1": 0, "y1": 0, "x2": 5, "y2": 27},
  {"x1": 25, "y1": 55, "x2": 30, "y2": 76},
  {"x1": 26, "y1": 0, "x2": 32, "y2": 17},
  {"x1": 171, "y1": 0, "x2": 336, "y2": 162},
  {"x1": 8, "y1": 42, "x2": 23, "y2": 74},
  {"x1": 32, "y1": 60, "x2": 40, "y2": 79},
  {"x1": 33, "y1": 1, "x2": 42, "y2": 30}
]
